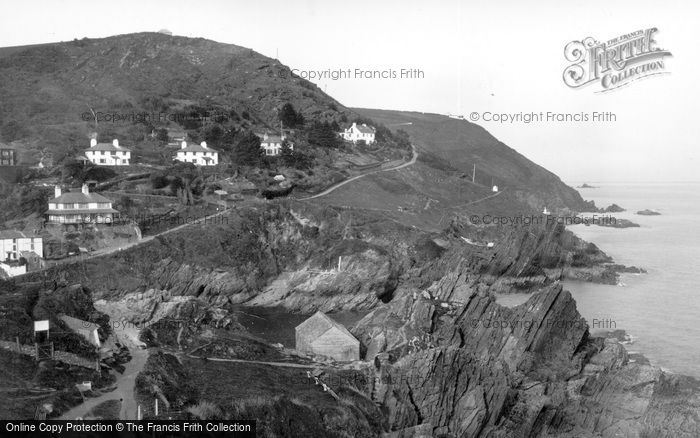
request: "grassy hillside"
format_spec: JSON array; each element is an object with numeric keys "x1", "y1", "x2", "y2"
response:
[
  {"x1": 0, "y1": 32, "x2": 351, "y2": 165},
  {"x1": 353, "y1": 108, "x2": 593, "y2": 212},
  {"x1": 0, "y1": 32, "x2": 591, "y2": 221}
]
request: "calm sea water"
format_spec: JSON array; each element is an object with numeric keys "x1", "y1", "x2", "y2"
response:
[{"x1": 501, "y1": 182, "x2": 700, "y2": 377}]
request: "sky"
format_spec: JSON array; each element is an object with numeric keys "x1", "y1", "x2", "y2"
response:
[{"x1": 1, "y1": 0, "x2": 698, "y2": 182}]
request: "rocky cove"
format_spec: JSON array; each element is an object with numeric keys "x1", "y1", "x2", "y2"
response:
[{"x1": 4, "y1": 199, "x2": 698, "y2": 437}]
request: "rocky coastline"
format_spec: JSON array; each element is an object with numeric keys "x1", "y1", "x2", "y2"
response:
[{"x1": 4, "y1": 200, "x2": 693, "y2": 437}]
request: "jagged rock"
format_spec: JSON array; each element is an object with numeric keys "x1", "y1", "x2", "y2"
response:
[{"x1": 356, "y1": 263, "x2": 700, "y2": 437}]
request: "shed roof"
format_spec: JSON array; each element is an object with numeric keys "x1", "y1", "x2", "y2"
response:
[
  {"x1": 295, "y1": 311, "x2": 358, "y2": 344},
  {"x1": 0, "y1": 230, "x2": 28, "y2": 240}
]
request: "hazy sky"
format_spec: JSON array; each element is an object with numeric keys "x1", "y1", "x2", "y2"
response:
[{"x1": 1, "y1": 0, "x2": 698, "y2": 182}]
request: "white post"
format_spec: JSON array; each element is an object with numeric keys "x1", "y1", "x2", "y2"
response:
[
  {"x1": 155, "y1": 398, "x2": 158, "y2": 416},
  {"x1": 337, "y1": 256, "x2": 342, "y2": 272},
  {"x1": 137, "y1": 405, "x2": 141, "y2": 420}
]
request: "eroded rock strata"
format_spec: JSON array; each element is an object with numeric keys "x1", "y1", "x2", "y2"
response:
[{"x1": 354, "y1": 271, "x2": 700, "y2": 437}]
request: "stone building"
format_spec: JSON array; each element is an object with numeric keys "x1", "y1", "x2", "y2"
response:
[{"x1": 295, "y1": 311, "x2": 360, "y2": 361}]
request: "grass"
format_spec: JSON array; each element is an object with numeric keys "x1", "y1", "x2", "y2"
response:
[
  {"x1": 181, "y1": 358, "x2": 382, "y2": 437},
  {"x1": 354, "y1": 107, "x2": 592, "y2": 212},
  {"x1": 186, "y1": 400, "x2": 220, "y2": 420},
  {"x1": 86, "y1": 399, "x2": 121, "y2": 419},
  {"x1": 0, "y1": 348, "x2": 115, "y2": 419}
]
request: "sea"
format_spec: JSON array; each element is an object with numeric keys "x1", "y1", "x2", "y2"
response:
[{"x1": 498, "y1": 182, "x2": 700, "y2": 378}]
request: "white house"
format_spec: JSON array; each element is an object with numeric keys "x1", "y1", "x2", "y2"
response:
[
  {"x1": 0, "y1": 230, "x2": 43, "y2": 261},
  {"x1": 47, "y1": 185, "x2": 118, "y2": 224},
  {"x1": 174, "y1": 141, "x2": 219, "y2": 166},
  {"x1": 341, "y1": 123, "x2": 376, "y2": 145},
  {"x1": 259, "y1": 133, "x2": 293, "y2": 156},
  {"x1": 84, "y1": 138, "x2": 131, "y2": 166}
]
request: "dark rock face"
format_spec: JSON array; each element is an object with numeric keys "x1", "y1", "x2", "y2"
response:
[
  {"x1": 354, "y1": 266, "x2": 700, "y2": 437},
  {"x1": 602, "y1": 204, "x2": 626, "y2": 213},
  {"x1": 636, "y1": 209, "x2": 662, "y2": 216},
  {"x1": 593, "y1": 218, "x2": 640, "y2": 228}
]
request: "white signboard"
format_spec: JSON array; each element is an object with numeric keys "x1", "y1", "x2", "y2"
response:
[{"x1": 34, "y1": 320, "x2": 49, "y2": 332}]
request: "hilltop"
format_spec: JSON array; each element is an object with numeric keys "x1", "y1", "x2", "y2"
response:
[{"x1": 0, "y1": 32, "x2": 352, "y2": 165}]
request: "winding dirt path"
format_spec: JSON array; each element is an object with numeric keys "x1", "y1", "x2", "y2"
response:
[
  {"x1": 299, "y1": 144, "x2": 418, "y2": 200},
  {"x1": 59, "y1": 319, "x2": 149, "y2": 420}
]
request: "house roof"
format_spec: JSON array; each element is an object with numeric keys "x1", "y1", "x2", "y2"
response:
[
  {"x1": 0, "y1": 230, "x2": 28, "y2": 240},
  {"x1": 47, "y1": 208, "x2": 118, "y2": 214},
  {"x1": 178, "y1": 144, "x2": 217, "y2": 153},
  {"x1": 295, "y1": 311, "x2": 359, "y2": 344},
  {"x1": 355, "y1": 124, "x2": 376, "y2": 134},
  {"x1": 50, "y1": 190, "x2": 113, "y2": 204},
  {"x1": 86, "y1": 143, "x2": 131, "y2": 152},
  {"x1": 261, "y1": 136, "x2": 284, "y2": 145}
]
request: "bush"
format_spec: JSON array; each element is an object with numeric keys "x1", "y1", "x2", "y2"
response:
[{"x1": 186, "y1": 401, "x2": 221, "y2": 420}]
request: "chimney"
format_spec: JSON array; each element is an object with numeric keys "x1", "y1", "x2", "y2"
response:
[
  {"x1": 54, "y1": 185, "x2": 61, "y2": 198},
  {"x1": 112, "y1": 139, "x2": 119, "y2": 147},
  {"x1": 90, "y1": 138, "x2": 97, "y2": 147},
  {"x1": 200, "y1": 141, "x2": 207, "y2": 148},
  {"x1": 82, "y1": 184, "x2": 89, "y2": 195},
  {"x1": 181, "y1": 141, "x2": 187, "y2": 149}
]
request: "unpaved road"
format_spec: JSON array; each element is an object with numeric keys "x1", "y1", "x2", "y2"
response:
[
  {"x1": 299, "y1": 144, "x2": 418, "y2": 200},
  {"x1": 59, "y1": 318, "x2": 149, "y2": 420}
]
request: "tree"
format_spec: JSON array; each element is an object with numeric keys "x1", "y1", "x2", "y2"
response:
[
  {"x1": 150, "y1": 173, "x2": 169, "y2": 189},
  {"x1": 156, "y1": 128, "x2": 169, "y2": 143},
  {"x1": 280, "y1": 141, "x2": 313, "y2": 169},
  {"x1": 395, "y1": 129, "x2": 412, "y2": 149},
  {"x1": 234, "y1": 131, "x2": 263, "y2": 166},
  {"x1": 279, "y1": 103, "x2": 304, "y2": 128},
  {"x1": 18, "y1": 186, "x2": 50, "y2": 217},
  {"x1": 61, "y1": 159, "x2": 87, "y2": 183},
  {"x1": 308, "y1": 121, "x2": 340, "y2": 149},
  {"x1": 83, "y1": 166, "x2": 117, "y2": 182},
  {"x1": 169, "y1": 162, "x2": 202, "y2": 205},
  {"x1": 204, "y1": 124, "x2": 224, "y2": 146},
  {"x1": 280, "y1": 140, "x2": 295, "y2": 167}
]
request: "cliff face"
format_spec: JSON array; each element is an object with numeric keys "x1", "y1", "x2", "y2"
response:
[
  {"x1": 6, "y1": 200, "x2": 693, "y2": 436},
  {"x1": 353, "y1": 264, "x2": 700, "y2": 437},
  {"x1": 13, "y1": 201, "x2": 415, "y2": 313}
]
